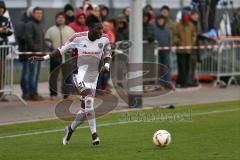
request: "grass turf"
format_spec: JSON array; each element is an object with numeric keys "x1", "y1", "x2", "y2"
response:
[{"x1": 0, "y1": 100, "x2": 239, "y2": 160}]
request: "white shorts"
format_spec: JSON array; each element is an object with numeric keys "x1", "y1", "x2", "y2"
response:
[{"x1": 72, "y1": 65, "x2": 99, "y2": 96}]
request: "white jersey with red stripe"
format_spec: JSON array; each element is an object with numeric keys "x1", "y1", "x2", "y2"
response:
[{"x1": 58, "y1": 31, "x2": 111, "y2": 94}]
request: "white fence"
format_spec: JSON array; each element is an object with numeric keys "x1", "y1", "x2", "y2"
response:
[
  {"x1": 0, "y1": 45, "x2": 26, "y2": 104},
  {"x1": 154, "y1": 37, "x2": 240, "y2": 87}
]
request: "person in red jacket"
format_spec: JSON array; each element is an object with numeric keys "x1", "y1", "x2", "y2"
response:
[{"x1": 69, "y1": 10, "x2": 88, "y2": 33}]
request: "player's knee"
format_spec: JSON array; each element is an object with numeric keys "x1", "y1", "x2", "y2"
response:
[
  {"x1": 81, "y1": 88, "x2": 92, "y2": 97},
  {"x1": 85, "y1": 96, "x2": 94, "y2": 113}
]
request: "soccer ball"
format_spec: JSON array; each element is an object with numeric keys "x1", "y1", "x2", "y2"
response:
[{"x1": 153, "y1": 130, "x2": 171, "y2": 147}]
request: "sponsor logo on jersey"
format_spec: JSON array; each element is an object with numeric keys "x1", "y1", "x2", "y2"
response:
[{"x1": 82, "y1": 51, "x2": 101, "y2": 54}]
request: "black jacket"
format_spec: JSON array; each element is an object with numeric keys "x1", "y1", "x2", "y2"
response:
[
  {"x1": 0, "y1": 15, "x2": 13, "y2": 45},
  {"x1": 15, "y1": 12, "x2": 30, "y2": 52},
  {"x1": 25, "y1": 17, "x2": 45, "y2": 52}
]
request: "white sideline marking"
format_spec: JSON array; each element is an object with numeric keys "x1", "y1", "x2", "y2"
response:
[{"x1": 0, "y1": 108, "x2": 239, "y2": 139}]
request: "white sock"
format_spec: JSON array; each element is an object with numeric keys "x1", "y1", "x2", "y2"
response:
[
  {"x1": 85, "y1": 96, "x2": 97, "y2": 134},
  {"x1": 86, "y1": 111, "x2": 96, "y2": 134},
  {"x1": 71, "y1": 108, "x2": 85, "y2": 131}
]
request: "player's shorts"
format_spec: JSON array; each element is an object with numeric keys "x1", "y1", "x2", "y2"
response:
[{"x1": 72, "y1": 65, "x2": 98, "y2": 96}]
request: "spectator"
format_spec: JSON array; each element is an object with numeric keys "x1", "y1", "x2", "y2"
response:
[
  {"x1": 154, "y1": 15, "x2": 171, "y2": 83},
  {"x1": 119, "y1": 7, "x2": 130, "y2": 22},
  {"x1": 84, "y1": 5, "x2": 92, "y2": 17},
  {"x1": 0, "y1": 1, "x2": 12, "y2": 45},
  {"x1": 160, "y1": 5, "x2": 176, "y2": 43},
  {"x1": 189, "y1": 10, "x2": 200, "y2": 87},
  {"x1": 82, "y1": 0, "x2": 92, "y2": 8},
  {"x1": 69, "y1": 10, "x2": 88, "y2": 33},
  {"x1": 116, "y1": 18, "x2": 129, "y2": 41},
  {"x1": 16, "y1": 7, "x2": 34, "y2": 53},
  {"x1": 64, "y1": 4, "x2": 75, "y2": 25},
  {"x1": 143, "y1": 4, "x2": 155, "y2": 24},
  {"x1": 99, "y1": 4, "x2": 109, "y2": 21},
  {"x1": 231, "y1": 7, "x2": 240, "y2": 36},
  {"x1": 143, "y1": 12, "x2": 154, "y2": 43},
  {"x1": 174, "y1": 13, "x2": 197, "y2": 88},
  {"x1": 80, "y1": 0, "x2": 99, "y2": 17},
  {"x1": 0, "y1": 0, "x2": 13, "y2": 100},
  {"x1": 103, "y1": 20, "x2": 115, "y2": 43},
  {"x1": 176, "y1": 6, "x2": 192, "y2": 23},
  {"x1": 81, "y1": 0, "x2": 97, "y2": 11},
  {"x1": 45, "y1": 12, "x2": 75, "y2": 100},
  {"x1": 92, "y1": 5, "x2": 100, "y2": 17},
  {"x1": 197, "y1": 0, "x2": 220, "y2": 32},
  {"x1": 21, "y1": 7, "x2": 45, "y2": 100}
]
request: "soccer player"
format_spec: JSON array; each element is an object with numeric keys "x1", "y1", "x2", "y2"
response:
[{"x1": 29, "y1": 15, "x2": 112, "y2": 145}]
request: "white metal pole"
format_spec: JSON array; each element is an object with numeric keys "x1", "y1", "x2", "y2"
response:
[{"x1": 128, "y1": 0, "x2": 143, "y2": 107}]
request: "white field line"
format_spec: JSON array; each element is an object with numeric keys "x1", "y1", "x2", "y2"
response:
[{"x1": 0, "y1": 108, "x2": 239, "y2": 139}]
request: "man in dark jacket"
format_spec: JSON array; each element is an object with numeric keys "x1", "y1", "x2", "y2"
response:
[
  {"x1": 64, "y1": 4, "x2": 75, "y2": 25},
  {"x1": 0, "y1": 1, "x2": 13, "y2": 99},
  {"x1": 20, "y1": 7, "x2": 45, "y2": 100},
  {"x1": 154, "y1": 15, "x2": 172, "y2": 83}
]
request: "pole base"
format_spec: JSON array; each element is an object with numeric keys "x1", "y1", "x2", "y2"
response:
[{"x1": 128, "y1": 94, "x2": 142, "y2": 108}]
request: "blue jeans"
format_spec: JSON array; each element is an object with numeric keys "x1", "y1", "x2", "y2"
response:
[
  {"x1": 158, "y1": 52, "x2": 171, "y2": 82},
  {"x1": 20, "y1": 61, "x2": 41, "y2": 95}
]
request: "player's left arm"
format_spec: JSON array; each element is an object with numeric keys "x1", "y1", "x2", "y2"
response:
[
  {"x1": 100, "y1": 42, "x2": 112, "y2": 72},
  {"x1": 29, "y1": 33, "x2": 77, "y2": 63}
]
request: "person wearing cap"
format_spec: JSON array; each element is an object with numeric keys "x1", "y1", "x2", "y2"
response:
[
  {"x1": 0, "y1": 0, "x2": 13, "y2": 100},
  {"x1": 64, "y1": 4, "x2": 75, "y2": 25},
  {"x1": 174, "y1": 12, "x2": 197, "y2": 88},
  {"x1": 45, "y1": 12, "x2": 75, "y2": 100}
]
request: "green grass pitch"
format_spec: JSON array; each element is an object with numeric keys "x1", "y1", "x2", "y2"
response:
[{"x1": 0, "y1": 100, "x2": 239, "y2": 160}]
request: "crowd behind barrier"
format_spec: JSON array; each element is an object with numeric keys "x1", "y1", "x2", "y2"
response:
[{"x1": 0, "y1": 0, "x2": 240, "y2": 102}]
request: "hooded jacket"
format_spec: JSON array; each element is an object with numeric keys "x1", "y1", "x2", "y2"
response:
[
  {"x1": 69, "y1": 10, "x2": 88, "y2": 33},
  {"x1": 154, "y1": 15, "x2": 171, "y2": 49}
]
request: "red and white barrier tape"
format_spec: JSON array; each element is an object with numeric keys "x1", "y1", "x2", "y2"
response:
[
  {"x1": 15, "y1": 43, "x2": 240, "y2": 55},
  {"x1": 15, "y1": 52, "x2": 51, "y2": 55},
  {"x1": 156, "y1": 43, "x2": 240, "y2": 51}
]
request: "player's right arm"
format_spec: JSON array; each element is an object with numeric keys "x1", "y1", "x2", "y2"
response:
[{"x1": 29, "y1": 33, "x2": 78, "y2": 63}]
